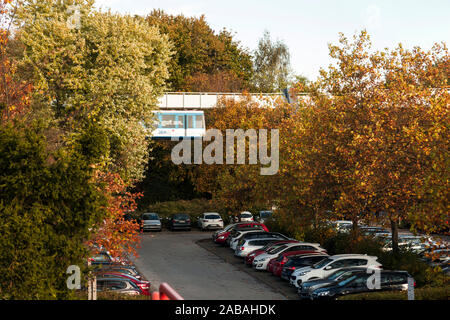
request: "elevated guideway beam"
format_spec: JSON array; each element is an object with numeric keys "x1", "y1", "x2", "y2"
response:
[{"x1": 157, "y1": 92, "x2": 308, "y2": 110}]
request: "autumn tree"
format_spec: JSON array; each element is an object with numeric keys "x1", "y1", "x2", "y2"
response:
[
  {"x1": 146, "y1": 9, "x2": 253, "y2": 92},
  {"x1": 0, "y1": 0, "x2": 32, "y2": 123}
]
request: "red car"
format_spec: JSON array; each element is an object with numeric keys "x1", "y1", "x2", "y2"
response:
[
  {"x1": 271, "y1": 251, "x2": 325, "y2": 277},
  {"x1": 267, "y1": 257, "x2": 278, "y2": 273},
  {"x1": 245, "y1": 240, "x2": 299, "y2": 266},
  {"x1": 214, "y1": 222, "x2": 269, "y2": 245},
  {"x1": 96, "y1": 272, "x2": 151, "y2": 295}
]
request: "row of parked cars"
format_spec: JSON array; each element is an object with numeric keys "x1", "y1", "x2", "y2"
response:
[
  {"x1": 330, "y1": 220, "x2": 449, "y2": 271},
  {"x1": 211, "y1": 222, "x2": 422, "y2": 300},
  {"x1": 88, "y1": 251, "x2": 149, "y2": 296},
  {"x1": 139, "y1": 210, "x2": 273, "y2": 232}
]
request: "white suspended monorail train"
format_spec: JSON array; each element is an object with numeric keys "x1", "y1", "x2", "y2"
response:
[{"x1": 147, "y1": 110, "x2": 206, "y2": 139}]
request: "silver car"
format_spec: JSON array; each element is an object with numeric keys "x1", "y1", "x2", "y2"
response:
[
  {"x1": 235, "y1": 238, "x2": 281, "y2": 257},
  {"x1": 141, "y1": 213, "x2": 162, "y2": 231}
]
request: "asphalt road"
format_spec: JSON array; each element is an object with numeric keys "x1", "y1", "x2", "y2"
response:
[{"x1": 133, "y1": 230, "x2": 287, "y2": 300}]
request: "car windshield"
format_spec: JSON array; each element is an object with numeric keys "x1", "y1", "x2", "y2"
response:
[
  {"x1": 174, "y1": 214, "x2": 188, "y2": 219},
  {"x1": 312, "y1": 258, "x2": 333, "y2": 269},
  {"x1": 268, "y1": 245, "x2": 287, "y2": 254},
  {"x1": 260, "y1": 211, "x2": 272, "y2": 218},
  {"x1": 205, "y1": 214, "x2": 221, "y2": 219},
  {"x1": 337, "y1": 275, "x2": 358, "y2": 286},
  {"x1": 241, "y1": 213, "x2": 252, "y2": 218},
  {"x1": 142, "y1": 213, "x2": 158, "y2": 220}
]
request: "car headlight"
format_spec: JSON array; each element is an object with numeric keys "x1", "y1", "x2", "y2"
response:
[
  {"x1": 218, "y1": 236, "x2": 225, "y2": 239},
  {"x1": 298, "y1": 271, "x2": 309, "y2": 276},
  {"x1": 317, "y1": 291, "x2": 331, "y2": 296}
]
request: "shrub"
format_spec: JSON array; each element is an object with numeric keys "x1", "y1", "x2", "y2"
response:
[{"x1": 337, "y1": 285, "x2": 450, "y2": 300}]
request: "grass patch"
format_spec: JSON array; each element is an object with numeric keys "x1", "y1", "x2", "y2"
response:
[{"x1": 337, "y1": 285, "x2": 450, "y2": 300}]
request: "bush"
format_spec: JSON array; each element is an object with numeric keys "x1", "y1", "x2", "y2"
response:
[{"x1": 337, "y1": 285, "x2": 450, "y2": 300}]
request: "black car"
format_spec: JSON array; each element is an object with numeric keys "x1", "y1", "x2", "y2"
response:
[
  {"x1": 169, "y1": 213, "x2": 191, "y2": 231},
  {"x1": 298, "y1": 267, "x2": 368, "y2": 299},
  {"x1": 280, "y1": 255, "x2": 329, "y2": 281},
  {"x1": 309, "y1": 270, "x2": 412, "y2": 300}
]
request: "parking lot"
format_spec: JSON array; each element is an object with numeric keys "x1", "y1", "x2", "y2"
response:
[
  {"x1": 196, "y1": 237, "x2": 300, "y2": 300},
  {"x1": 133, "y1": 230, "x2": 287, "y2": 300}
]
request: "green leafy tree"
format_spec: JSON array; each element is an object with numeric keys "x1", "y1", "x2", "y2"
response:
[
  {"x1": 0, "y1": 121, "x2": 107, "y2": 299},
  {"x1": 15, "y1": 0, "x2": 172, "y2": 182},
  {"x1": 252, "y1": 30, "x2": 293, "y2": 93}
]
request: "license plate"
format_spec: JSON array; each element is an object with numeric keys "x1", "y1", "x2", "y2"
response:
[{"x1": 179, "y1": 220, "x2": 185, "y2": 223}]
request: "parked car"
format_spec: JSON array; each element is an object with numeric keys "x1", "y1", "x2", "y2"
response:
[
  {"x1": 229, "y1": 230, "x2": 268, "y2": 250},
  {"x1": 214, "y1": 222, "x2": 268, "y2": 245},
  {"x1": 419, "y1": 248, "x2": 450, "y2": 267},
  {"x1": 198, "y1": 212, "x2": 224, "y2": 231},
  {"x1": 226, "y1": 225, "x2": 268, "y2": 246},
  {"x1": 141, "y1": 212, "x2": 162, "y2": 232},
  {"x1": 230, "y1": 231, "x2": 290, "y2": 251},
  {"x1": 330, "y1": 220, "x2": 353, "y2": 233},
  {"x1": 360, "y1": 226, "x2": 389, "y2": 236},
  {"x1": 274, "y1": 252, "x2": 328, "y2": 277},
  {"x1": 245, "y1": 240, "x2": 299, "y2": 266},
  {"x1": 96, "y1": 277, "x2": 143, "y2": 296},
  {"x1": 239, "y1": 211, "x2": 254, "y2": 222},
  {"x1": 297, "y1": 267, "x2": 369, "y2": 299},
  {"x1": 256, "y1": 210, "x2": 273, "y2": 223},
  {"x1": 95, "y1": 272, "x2": 150, "y2": 295},
  {"x1": 168, "y1": 213, "x2": 191, "y2": 231},
  {"x1": 93, "y1": 265, "x2": 142, "y2": 280},
  {"x1": 309, "y1": 270, "x2": 412, "y2": 300},
  {"x1": 252, "y1": 242, "x2": 326, "y2": 271},
  {"x1": 89, "y1": 252, "x2": 118, "y2": 266},
  {"x1": 212, "y1": 223, "x2": 238, "y2": 242},
  {"x1": 234, "y1": 238, "x2": 283, "y2": 257},
  {"x1": 289, "y1": 254, "x2": 382, "y2": 288},
  {"x1": 382, "y1": 235, "x2": 427, "y2": 253}
]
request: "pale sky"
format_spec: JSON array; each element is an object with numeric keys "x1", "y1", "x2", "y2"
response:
[{"x1": 94, "y1": 0, "x2": 449, "y2": 81}]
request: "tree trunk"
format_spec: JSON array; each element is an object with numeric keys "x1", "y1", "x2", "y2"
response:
[
  {"x1": 350, "y1": 216, "x2": 359, "y2": 253},
  {"x1": 390, "y1": 217, "x2": 399, "y2": 256}
]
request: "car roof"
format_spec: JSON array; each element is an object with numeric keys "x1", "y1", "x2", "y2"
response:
[
  {"x1": 97, "y1": 277, "x2": 133, "y2": 282},
  {"x1": 330, "y1": 254, "x2": 376, "y2": 259},
  {"x1": 285, "y1": 242, "x2": 321, "y2": 247},
  {"x1": 203, "y1": 212, "x2": 220, "y2": 215},
  {"x1": 245, "y1": 237, "x2": 282, "y2": 243}
]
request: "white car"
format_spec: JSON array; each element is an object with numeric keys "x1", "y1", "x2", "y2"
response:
[
  {"x1": 235, "y1": 238, "x2": 282, "y2": 257},
  {"x1": 252, "y1": 242, "x2": 326, "y2": 270},
  {"x1": 289, "y1": 254, "x2": 382, "y2": 288},
  {"x1": 198, "y1": 212, "x2": 224, "y2": 231},
  {"x1": 239, "y1": 211, "x2": 254, "y2": 222}
]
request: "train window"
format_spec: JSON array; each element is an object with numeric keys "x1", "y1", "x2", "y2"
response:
[
  {"x1": 195, "y1": 115, "x2": 204, "y2": 128},
  {"x1": 161, "y1": 114, "x2": 176, "y2": 128},
  {"x1": 176, "y1": 115, "x2": 185, "y2": 128},
  {"x1": 187, "y1": 115, "x2": 194, "y2": 129}
]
